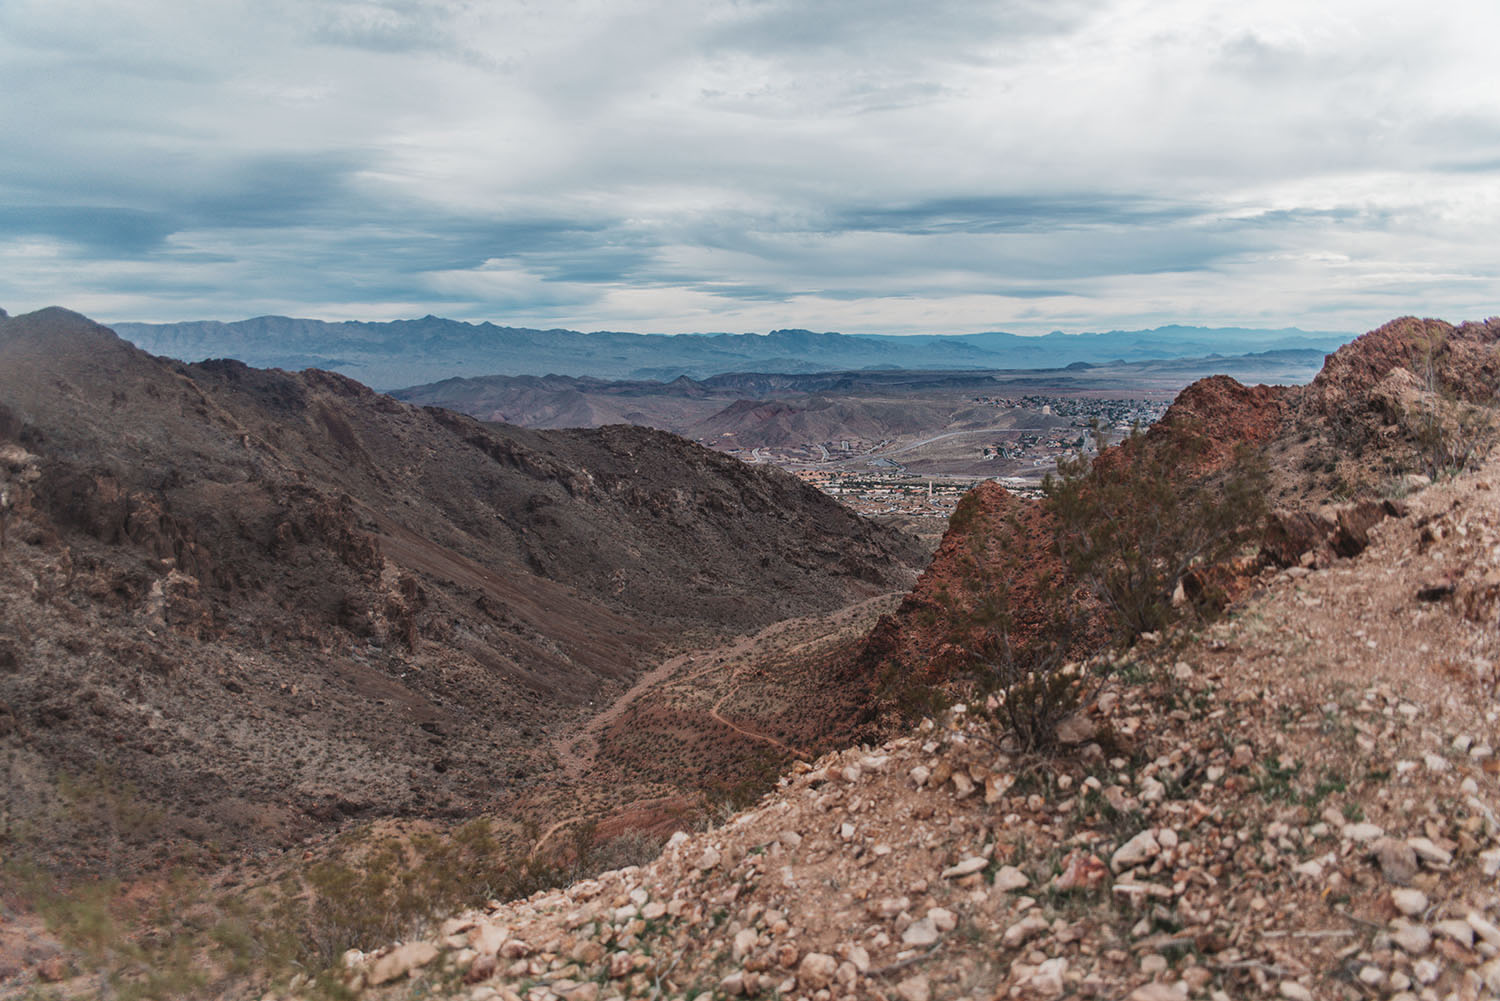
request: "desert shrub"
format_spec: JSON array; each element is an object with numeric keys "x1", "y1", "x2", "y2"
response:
[
  {"x1": 1409, "y1": 329, "x2": 1500, "y2": 479},
  {"x1": 932, "y1": 511, "x2": 1088, "y2": 752},
  {"x1": 927, "y1": 423, "x2": 1268, "y2": 750},
  {"x1": 1045, "y1": 426, "x2": 1269, "y2": 643}
]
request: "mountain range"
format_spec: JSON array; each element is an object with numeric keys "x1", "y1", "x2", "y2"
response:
[{"x1": 109, "y1": 315, "x2": 1353, "y2": 389}]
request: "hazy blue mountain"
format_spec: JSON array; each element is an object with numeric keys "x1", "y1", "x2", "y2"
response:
[{"x1": 110, "y1": 314, "x2": 1353, "y2": 389}]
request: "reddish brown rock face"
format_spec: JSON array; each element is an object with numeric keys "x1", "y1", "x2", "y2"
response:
[{"x1": 1309, "y1": 316, "x2": 1500, "y2": 418}]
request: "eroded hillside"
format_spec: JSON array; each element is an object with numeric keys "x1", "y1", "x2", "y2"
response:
[
  {"x1": 340, "y1": 423, "x2": 1500, "y2": 1001},
  {"x1": 0, "y1": 308, "x2": 923, "y2": 875}
]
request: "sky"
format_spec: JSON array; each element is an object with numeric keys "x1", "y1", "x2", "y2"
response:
[{"x1": 2, "y1": 0, "x2": 1499, "y2": 336}]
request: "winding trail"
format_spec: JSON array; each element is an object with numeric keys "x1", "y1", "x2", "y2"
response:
[
  {"x1": 549, "y1": 592, "x2": 900, "y2": 781},
  {"x1": 534, "y1": 592, "x2": 906, "y2": 857}
]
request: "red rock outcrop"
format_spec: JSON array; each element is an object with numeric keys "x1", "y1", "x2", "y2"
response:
[{"x1": 1308, "y1": 316, "x2": 1500, "y2": 418}]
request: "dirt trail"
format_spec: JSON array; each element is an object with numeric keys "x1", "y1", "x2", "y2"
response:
[
  {"x1": 549, "y1": 592, "x2": 900, "y2": 781},
  {"x1": 708, "y1": 688, "x2": 804, "y2": 757}
]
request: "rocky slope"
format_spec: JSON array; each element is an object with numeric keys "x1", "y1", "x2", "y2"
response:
[
  {"x1": 337, "y1": 450, "x2": 1500, "y2": 1001},
  {"x1": 857, "y1": 317, "x2": 1500, "y2": 693},
  {"x1": 0, "y1": 308, "x2": 923, "y2": 873},
  {"x1": 296, "y1": 314, "x2": 1500, "y2": 1001}
]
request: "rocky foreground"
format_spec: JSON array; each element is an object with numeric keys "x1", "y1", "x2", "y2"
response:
[{"x1": 322, "y1": 457, "x2": 1500, "y2": 1001}]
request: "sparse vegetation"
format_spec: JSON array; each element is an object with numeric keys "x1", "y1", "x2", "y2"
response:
[
  {"x1": 925, "y1": 421, "x2": 1270, "y2": 750},
  {"x1": 1046, "y1": 424, "x2": 1270, "y2": 643}
]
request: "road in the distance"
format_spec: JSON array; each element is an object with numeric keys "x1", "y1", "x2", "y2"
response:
[{"x1": 879, "y1": 426, "x2": 1063, "y2": 456}]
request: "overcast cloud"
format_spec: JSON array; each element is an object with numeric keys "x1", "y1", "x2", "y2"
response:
[{"x1": 2, "y1": 0, "x2": 1498, "y2": 335}]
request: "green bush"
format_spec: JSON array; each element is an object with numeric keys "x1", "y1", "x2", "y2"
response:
[
  {"x1": 933, "y1": 510, "x2": 1087, "y2": 751},
  {"x1": 1045, "y1": 425, "x2": 1269, "y2": 643},
  {"x1": 930, "y1": 422, "x2": 1268, "y2": 750}
]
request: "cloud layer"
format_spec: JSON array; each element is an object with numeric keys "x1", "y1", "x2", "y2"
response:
[{"x1": 3, "y1": 0, "x2": 1499, "y2": 335}]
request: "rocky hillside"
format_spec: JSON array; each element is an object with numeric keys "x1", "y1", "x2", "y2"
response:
[
  {"x1": 338, "y1": 446, "x2": 1500, "y2": 1001},
  {"x1": 858, "y1": 317, "x2": 1500, "y2": 692},
  {"x1": 304, "y1": 314, "x2": 1500, "y2": 1001},
  {"x1": 0, "y1": 308, "x2": 923, "y2": 872}
]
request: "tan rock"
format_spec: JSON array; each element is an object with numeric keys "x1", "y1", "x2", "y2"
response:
[
  {"x1": 941, "y1": 856, "x2": 987, "y2": 879},
  {"x1": 571, "y1": 940, "x2": 605, "y2": 964},
  {"x1": 471, "y1": 922, "x2": 507, "y2": 956},
  {"x1": 368, "y1": 941, "x2": 441, "y2": 986},
  {"x1": 1372, "y1": 837, "x2": 1418, "y2": 884},
  {"x1": 1055, "y1": 714, "x2": 1096, "y2": 745},
  {"x1": 733, "y1": 928, "x2": 759, "y2": 961},
  {"x1": 1391, "y1": 888, "x2": 1428, "y2": 916},
  {"x1": 985, "y1": 773, "x2": 1014, "y2": 803},
  {"x1": 797, "y1": 952, "x2": 838, "y2": 990},
  {"x1": 902, "y1": 917, "x2": 940, "y2": 946},
  {"x1": 1003, "y1": 914, "x2": 1049, "y2": 947},
  {"x1": 1111, "y1": 829, "x2": 1161, "y2": 871},
  {"x1": 993, "y1": 865, "x2": 1030, "y2": 892},
  {"x1": 897, "y1": 974, "x2": 932, "y2": 1001}
]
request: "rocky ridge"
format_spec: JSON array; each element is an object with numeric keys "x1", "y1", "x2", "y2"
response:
[
  {"x1": 329, "y1": 452, "x2": 1500, "y2": 1001},
  {"x1": 0, "y1": 307, "x2": 923, "y2": 871}
]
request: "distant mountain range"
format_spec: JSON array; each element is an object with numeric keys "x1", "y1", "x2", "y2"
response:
[{"x1": 109, "y1": 315, "x2": 1354, "y2": 389}]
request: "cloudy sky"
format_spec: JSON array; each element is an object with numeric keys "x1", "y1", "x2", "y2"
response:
[{"x1": 3, "y1": 0, "x2": 1499, "y2": 336}]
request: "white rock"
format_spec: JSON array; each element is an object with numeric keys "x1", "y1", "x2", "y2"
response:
[
  {"x1": 1002, "y1": 914, "x2": 1049, "y2": 947},
  {"x1": 1435, "y1": 919, "x2": 1475, "y2": 948},
  {"x1": 909, "y1": 765, "x2": 931, "y2": 787},
  {"x1": 695, "y1": 847, "x2": 721, "y2": 870},
  {"x1": 992, "y1": 865, "x2": 1031, "y2": 892},
  {"x1": 368, "y1": 941, "x2": 440, "y2": 986},
  {"x1": 1128, "y1": 985, "x2": 1185, "y2": 1001},
  {"x1": 1407, "y1": 837, "x2": 1452, "y2": 867},
  {"x1": 1292, "y1": 859, "x2": 1323, "y2": 880},
  {"x1": 1278, "y1": 982, "x2": 1314, "y2": 1001},
  {"x1": 1468, "y1": 912, "x2": 1500, "y2": 949},
  {"x1": 1111, "y1": 829, "x2": 1162, "y2": 871},
  {"x1": 941, "y1": 857, "x2": 988, "y2": 879},
  {"x1": 1413, "y1": 959, "x2": 1441, "y2": 984},
  {"x1": 897, "y1": 974, "x2": 931, "y2": 1001},
  {"x1": 1026, "y1": 957, "x2": 1068, "y2": 997},
  {"x1": 797, "y1": 952, "x2": 838, "y2": 991},
  {"x1": 928, "y1": 907, "x2": 956, "y2": 933},
  {"x1": 732, "y1": 928, "x2": 758, "y2": 961},
  {"x1": 1342, "y1": 822, "x2": 1384, "y2": 842},
  {"x1": 1479, "y1": 957, "x2": 1500, "y2": 994},
  {"x1": 1392, "y1": 922, "x2": 1431, "y2": 955},
  {"x1": 1423, "y1": 753, "x2": 1449, "y2": 772},
  {"x1": 902, "y1": 918, "x2": 940, "y2": 947},
  {"x1": 1391, "y1": 888, "x2": 1428, "y2": 916}
]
